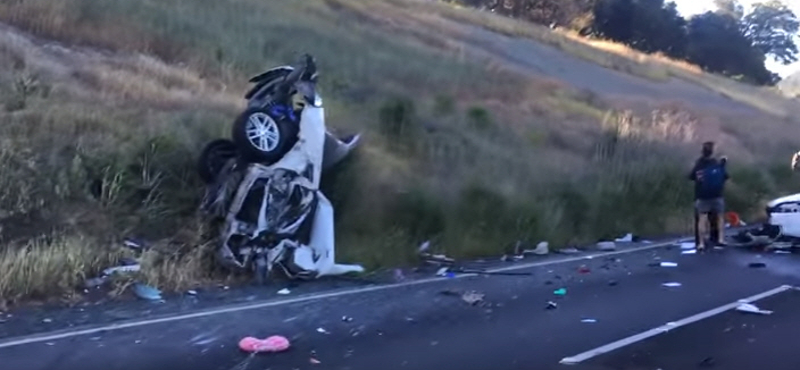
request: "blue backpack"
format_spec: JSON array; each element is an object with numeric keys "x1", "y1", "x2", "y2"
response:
[{"x1": 699, "y1": 163, "x2": 726, "y2": 198}]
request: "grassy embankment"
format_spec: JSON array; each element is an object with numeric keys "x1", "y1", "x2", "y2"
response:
[{"x1": 0, "y1": 0, "x2": 797, "y2": 305}]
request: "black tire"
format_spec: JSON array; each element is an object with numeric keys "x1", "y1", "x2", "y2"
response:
[
  {"x1": 197, "y1": 139, "x2": 239, "y2": 184},
  {"x1": 231, "y1": 107, "x2": 298, "y2": 164}
]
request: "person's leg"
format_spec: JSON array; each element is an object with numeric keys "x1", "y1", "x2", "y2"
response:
[
  {"x1": 713, "y1": 198, "x2": 726, "y2": 245},
  {"x1": 697, "y1": 212, "x2": 709, "y2": 250}
]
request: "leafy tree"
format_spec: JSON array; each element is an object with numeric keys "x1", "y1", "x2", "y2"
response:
[
  {"x1": 686, "y1": 11, "x2": 776, "y2": 85},
  {"x1": 592, "y1": 0, "x2": 688, "y2": 57},
  {"x1": 741, "y1": 1, "x2": 799, "y2": 65}
]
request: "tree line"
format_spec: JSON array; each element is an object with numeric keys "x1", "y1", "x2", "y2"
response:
[{"x1": 449, "y1": 0, "x2": 799, "y2": 85}]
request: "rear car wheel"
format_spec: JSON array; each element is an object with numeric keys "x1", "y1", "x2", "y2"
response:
[{"x1": 231, "y1": 107, "x2": 298, "y2": 164}]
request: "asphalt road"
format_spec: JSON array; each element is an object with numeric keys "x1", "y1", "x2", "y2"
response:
[{"x1": 1, "y1": 240, "x2": 799, "y2": 370}]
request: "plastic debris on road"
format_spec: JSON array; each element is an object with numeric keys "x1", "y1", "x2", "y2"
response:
[
  {"x1": 736, "y1": 303, "x2": 773, "y2": 315},
  {"x1": 394, "y1": 268, "x2": 406, "y2": 282},
  {"x1": 310, "y1": 357, "x2": 322, "y2": 365},
  {"x1": 662, "y1": 282, "x2": 682, "y2": 287},
  {"x1": 546, "y1": 301, "x2": 558, "y2": 310},
  {"x1": 775, "y1": 250, "x2": 792, "y2": 254},
  {"x1": 679, "y1": 242, "x2": 696, "y2": 250},
  {"x1": 277, "y1": 288, "x2": 291, "y2": 295},
  {"x1": 597, "y1": 241, "x2": 616, "y2": 251},
  {"x1": 660, "y1": 262, "x2": 678, "y2": 267},
  {"x1": 681, "y1": 249, "x2": 697, "y2": 255},
  {"x1": 581, "y1": 319, "x2": 597, "y2": 323},
  {"x1": 238, "y1": 336, "x2": 290, "y2": 353},
  {"x1": 461, "y1": 291, "x2": 485, "y2": 306},
  {"x1": 578, "y1": 265, "x2": 591, "y2": 274},
  {"x1": 615, "y1": 233, "x2": 634, "y2": 243},
  {"x1": 531, "y1": 241, "x2": 549, "y2": 255},
  {"x1": 554, "y1": 288, "x2": 567, "y2": 296},
  {"x1": 132, "y1": 284, "x2": 163, "y2": 301},
  {"x1": 436, "y1": 267, "x2": 450, "y2": 277},
  {"x1": 317, "y1": 327, "x2": 330, "y2": 334}
]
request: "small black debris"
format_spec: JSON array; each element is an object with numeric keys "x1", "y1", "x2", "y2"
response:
[
  {"x1": 699, "y1": 356, "x2": 716, "y2": 368},
  {"x1": 546, "y1": 301, "x2": 558, "y2": 310},
  {"x1": 748, "y1": 262, "x2": 767, "y2": 268},
  {"x1": 608, "y1": 280, "x2": 618, "y2": 286}
]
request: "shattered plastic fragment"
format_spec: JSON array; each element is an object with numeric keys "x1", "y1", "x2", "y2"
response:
[
  {"x1": 186, "y1": 290, "x2": 198, "y2": 296},
  {"x1": 680, "y1": 242, "x2": 696, "y2": 250},
  {"x1": 681, "y1": 249, "x2": 697, "y2": 255},
  {"x1": 531, "y1": 242, "x2": 549, "y2": 255},
  {"x1": 393, "y1": 269, "x2": 406, "y2": 282},
  {"x1": 133, "y1": 284, "x2": 162, "y2": 301},
  {"x1": 317, "y1": 327, "x2": 330, "y2": 334},
  {"x1": 662, "y1": 282, "x2": 682, "y2": 287},
  {"x1": 578, "y1": 265, "x2": 590, "y2": 274},
  {"x1": 581, "y1": 319, "x2": 597, "y2": 323},
  {"x1": 546, "y1": 301, "x2": 558, "y2": 310},
  {"x1": 103, "y1": 264, "x2": 141, "y2": 276},
  {"x1": 554, "y1": 288, "x2": 567, "y2": 296},
  {"x1": 277, "y1": 288, "x2": 291, "y2": 295},
  {"x1": 461, "y1": 291, "x2": 485, "y2": 305},
  {"x1": 418, "y1": 241, "x2": 431, "y2": 254},
  {"x1": 310, "y1": 357, "x2": 321, "y2": 365},
  {"x1": 238, "y1": 336, "x2": 290, "y2": 353},
  {"x1": 615, "y1": 233, "x2": 633, "y2": 243},
  {"x1": 436, "y1": 267, "x2": 449, "y2": 277},
  {"x1": 660, "y1": 262, "x2": 678, "y2": 267},
  {"x1": 736, "y1": 303, "x2": 773, "y2": 315}
]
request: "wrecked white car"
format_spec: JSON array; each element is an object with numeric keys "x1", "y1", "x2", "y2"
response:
[
  {"x1": 765, "y1": 193, "x2": 800, "y2": 239},
  {"x1": 198, "y1": 55, "x2": 364, "y2": 283}
]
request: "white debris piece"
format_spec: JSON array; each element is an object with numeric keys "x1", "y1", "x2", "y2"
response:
[
  {"x1": 736, "y1": 303, "x2": 773, "y2": 315},
  {"x1": 660, "y1": 262, "x2": 678, "y2": 267},
  {"x1": 615, "y1": 233, "x2": 633, "y2": 243},
  {"x1": 662, "y1": 282, "x2": 682, "y2": 287},
  {"x1": 531, "y1": 242, "x2": 549, "y2": 255},
  {"x1": 679, "y1": 242, "x2": 696, "y2": 250},
  {"x1": 681, "y1": 249, "x2": 697, "y2": 255},
  {"x1": 436, "y1": 267, "x2": 450, "y2": 277},
  {"x1": 277, "y1": 288, "x2": 291, "y2": 295}
]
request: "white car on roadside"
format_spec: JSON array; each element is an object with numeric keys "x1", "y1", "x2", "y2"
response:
[{"x1": 765, "y1": 193, "x2": 800, "y2": 239}]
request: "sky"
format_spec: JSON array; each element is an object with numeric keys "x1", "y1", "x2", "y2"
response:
[{"x1": 671, "y1": 0, "x2": 800, "y2": 77}]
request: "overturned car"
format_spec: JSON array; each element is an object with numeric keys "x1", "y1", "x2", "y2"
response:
[{"x1": 198, "y1": 55, "x2": 364, "y2": 282}]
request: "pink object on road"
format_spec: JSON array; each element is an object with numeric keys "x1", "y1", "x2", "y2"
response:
[{"x1": 238, "y1": 335, "x2": 290, "y2": 353}]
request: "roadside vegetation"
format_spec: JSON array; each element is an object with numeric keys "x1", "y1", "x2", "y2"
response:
[{"x1": 0, "y1": 0, "x2": 798, "y2": 306}]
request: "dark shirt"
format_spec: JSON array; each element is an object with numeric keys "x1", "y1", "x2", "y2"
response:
[{"x1": 688, "y1": 156, "x2": 728, "y2": 200}]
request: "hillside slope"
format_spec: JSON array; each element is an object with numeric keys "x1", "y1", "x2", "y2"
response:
[{"x1": 0, "y1": 0, "x2": 798, "y2": 303}]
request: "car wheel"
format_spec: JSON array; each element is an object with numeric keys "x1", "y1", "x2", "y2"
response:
[
  {"x1": 197, "y1": 139, "x2": 239, "y2": 184},
  {"x1": 231, "y1": 107, "x2": 298, "y2": 164}
]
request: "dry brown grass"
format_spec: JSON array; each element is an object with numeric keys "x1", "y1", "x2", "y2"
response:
[
  {"x1": 0, "y1": 236, "x2": 124, "y2": 305},
  {"x1": 0, "y1": 0, "x2": 798, "y2": 305}
]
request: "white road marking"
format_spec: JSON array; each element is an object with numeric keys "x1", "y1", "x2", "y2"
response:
[
  {"x1": 559, "y1": 284, "x2": 796, "y2": 365},
  {"x1": 0, "y1": 237, "x2": 690, "y2": 350}
]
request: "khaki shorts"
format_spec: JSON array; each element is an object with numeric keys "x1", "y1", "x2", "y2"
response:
[{"x1": 695, "y1": 198, "x2": 725, "y2": 215}]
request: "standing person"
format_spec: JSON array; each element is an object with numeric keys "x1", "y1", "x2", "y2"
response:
[{"x1": 689, "y1": 142, "x2": 729, "y2": 250}]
